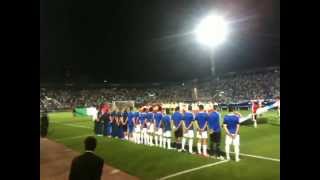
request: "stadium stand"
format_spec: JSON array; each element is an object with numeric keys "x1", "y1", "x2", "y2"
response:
[{"x1": 40, "y1": 67, "x2": 279, "y2": 111}]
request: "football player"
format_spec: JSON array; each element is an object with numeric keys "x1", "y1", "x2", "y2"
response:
[
  {"x1": 195, "y1": 105, "x2": 209, "y2": 157},
  {"x1": 181, "y1": 105, "x2": 195, "y2": 154},
  {"x1": 223, "y1": 105, "x2": 241, "y2": 162}
]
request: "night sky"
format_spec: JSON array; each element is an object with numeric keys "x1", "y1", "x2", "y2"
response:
[{"x1": 40, "y1": 0, "x2": 280, "y2": 83}]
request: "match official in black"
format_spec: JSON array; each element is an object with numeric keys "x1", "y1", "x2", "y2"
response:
[
  {"x1": 69, "y1": 136, "x2": 104, "y2": 180},
  {"x1": 40, "y1": 110, "x2": 49, "y2": 137}
]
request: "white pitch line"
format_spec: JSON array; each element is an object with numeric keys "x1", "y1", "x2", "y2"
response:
[
  {"x1": 230, "y1": 152, "x2": 280, "y2": 162},
  {"x1": 63, "y1": 123, "x2": 92, "y2": 129},
  {"x1": 52, "y1": 122, "x2": 92, "y2": 129},
  {"x1": 158, "y1": 160, "x2": 228, "y2": 180},
  {"x1": 55, "y1": 134, "x2": 92, "y2": 141},
  {"x1": 110, "y1": 169, "x2": 120, "y2": 175}
]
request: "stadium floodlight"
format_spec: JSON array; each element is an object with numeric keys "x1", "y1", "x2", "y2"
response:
[
  {"x1": 195, "y1": 15, "x2": 229, "y2": 47},
  {"x1": 194, "y1": 14, "x2": 229, "y2": 76}
]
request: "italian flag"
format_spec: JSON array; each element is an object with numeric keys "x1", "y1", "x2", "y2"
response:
[{"x1": 74, "y1": 107, "x2": 98, "y2": 121}]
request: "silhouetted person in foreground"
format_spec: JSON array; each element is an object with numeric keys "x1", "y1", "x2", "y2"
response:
[
  {"x1": 40, "y1": 111, "x2": 49, "y2": 137},
  {"x1": 69, "y1": 136, "x2": 104, "y2": 180}
]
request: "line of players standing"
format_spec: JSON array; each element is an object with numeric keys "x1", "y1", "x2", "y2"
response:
[
  {"x1": 94, "y1": 108, "x2": 129, "y2": 139},
  {"x1": 94, "y1": 103, "x2": 241, "y2": 162}
]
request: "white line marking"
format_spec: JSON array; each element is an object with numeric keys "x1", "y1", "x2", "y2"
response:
[
  {"x1": 52, "y1": 122, "x2": 91, "y2": 129},
  {"x1": 230, "y1": 152, "x2": 280, "y2": 162},
  {"x1": 110, "y1": 169, "x2": 120, "y2": 174},
  {"x1": 158, "y1": 160, "x2": 228, "y2": 180},
  {"x1": 63, "y1": 124, "x2": 91, "y2": 129},
  {"x1": 55, "y1": 134, "x2": 92, "y2": 141},
  {"x1": 52, "y1": 122, "x2": 280, "y2": 163}
]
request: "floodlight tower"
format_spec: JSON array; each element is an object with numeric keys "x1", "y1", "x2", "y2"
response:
[{"x1": 195, "y1": 14, "x2": 229, "y2": 76}]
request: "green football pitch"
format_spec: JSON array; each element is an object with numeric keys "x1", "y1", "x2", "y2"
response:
[{"x1": 46, "y1": 110, "x2": 280, "y2": 180}]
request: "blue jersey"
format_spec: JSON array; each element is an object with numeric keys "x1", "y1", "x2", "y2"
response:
[
  {"x1": 102, "y1": 112, "x2": 111, "y2": 124},
  {"x1": 139, "y1": 112, "x2": 147, "y2": 125},
  {"x1": 127, "y1": 112, "x2": 134, "y2": 126},
  {"x1": 223, "y1": 114, "x2": 240, "y2": 134},
  {"x1": 208, "y1": 111, "x2": 221, "y2": 132},
  {"x1": 195, "y1": 112, "x2": 208, "y2": 129},
  {"x1": 154, "y1": 112, "x2": 163, "y2": 128},
  {"x1": 172, "y1": 111, "x2": 183, "y2": 127},
  {"x1": 134, "y1": 112, "x2": 139, "y2": 124},
  {"x1": 111, "y1": 111, "x2": 117, "y2": 121},
  {"x1": 162, "y1": 115, "x2": 172, "y2": 131},
  {"x1": 183, "y1": 112, "x2": 194, "y2": 129},
  {"x1": 147, "y1": 112, "x2": 154, "y2": 122},
  {"x1": 122, "y1": 111, "x2": 128, "y2": 119}
]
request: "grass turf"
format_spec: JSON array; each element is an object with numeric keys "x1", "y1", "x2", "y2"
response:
[{"x1": 45, "y1": 111, "x2": 280, "y2": 180}]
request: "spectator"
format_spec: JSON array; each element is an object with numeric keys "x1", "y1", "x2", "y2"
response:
[{"x1": 41, "y1": 67, "x2": 280, "y2": 111}]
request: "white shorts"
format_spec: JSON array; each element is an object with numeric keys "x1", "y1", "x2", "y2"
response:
[
  {"x1": 163, "y1": 130, "x2": 172, "y2": 138},
  {"x1": 147, "y1": 123, "x2": 154, "y2": 133},
  {"x1": 155, "y1": 128, "x2": 163, "y2": 135},
  {"x1": 134, "y1": 125, "x2": 141, "y2": 133},
  {"x1": 142, "y1": 128, "x2": 147, "y2": 134},
  {"x1": 196, "y1": 131, "x2": 208, "y2": 139},
  {"x1": 225, "y1": 134, "x2": 240, "y2": 146},
  {"x1": 183, "y1": 130, "x2": 194, "y2": 138}
]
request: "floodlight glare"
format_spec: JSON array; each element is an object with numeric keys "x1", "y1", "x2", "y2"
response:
[{"x1": 195, "y1": 15, "x2": 229, "y2": 47}]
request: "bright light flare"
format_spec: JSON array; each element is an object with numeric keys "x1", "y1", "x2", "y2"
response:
[{"x1": 195, "y1": 15, "x2": 229, "y2": 47}]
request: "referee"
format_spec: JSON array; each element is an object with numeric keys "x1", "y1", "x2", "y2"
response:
[
  {"x1": 40, "y1": 110, "x2": 49, "y2": 138},
  {"x1": 208, "y1": 105, "x2": 224, "y2": 160}
]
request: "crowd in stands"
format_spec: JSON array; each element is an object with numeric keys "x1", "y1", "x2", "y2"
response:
[{"x1": 40, "y1": 67, "x2": 280, "y2": 111}]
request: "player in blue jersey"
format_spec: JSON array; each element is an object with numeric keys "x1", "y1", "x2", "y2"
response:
[
  {"x1": 181, "y1": 105, "x2": 195, "y2": 154},
  {"x1": 154, "y1": 105, "x2": 163, "y2": 147},
  {"x1": 172, "y1": 106, "x2": 183, "y2": 150},
  {"x1": 223, "y1": 105, "x2": 241, "y2": 162},
  {"x1": 95, "y1": 108, "x2": 103, "y2": 136},
  {"x1": 117, "y1": 111, "x2": 124, "y2": 139},
  {"x1": 195, "y1": 105, "x2": 209, "y2": 157},
  {"x1": 146, "y1": 106, "x2": 155, "y2": 146},
  {"x1": 102, "y1": 110, "x2": 111, "y2": 137},
  {"x1": 107, "y1": 111, "x2": 113, "y2": 137},
  {"x1": 139, "y1": 107, "x2": 148, "y2": 145},
  {"x1": 127, "y1": 107, "x2": 135, "y2": 142},
  {"x1": 133, "y1": 111, "x2": 141, "y2": 144},
  {"x1": 162, "y1": 108, "x2": 173, "y2": 150},
  {"x1": 110, "y1": 110, "x2": 118, "y2": 138},
  {"x1": 122, "y1": 110, "x2": 128, "y2": 140},
  {"x1": 208, "y1": 105, "x2": 224, "y2": 160}
]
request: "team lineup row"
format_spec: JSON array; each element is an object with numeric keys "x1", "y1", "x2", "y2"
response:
[{"x1": 94, "y1": 104, "x2": 242, "y2": 162}]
